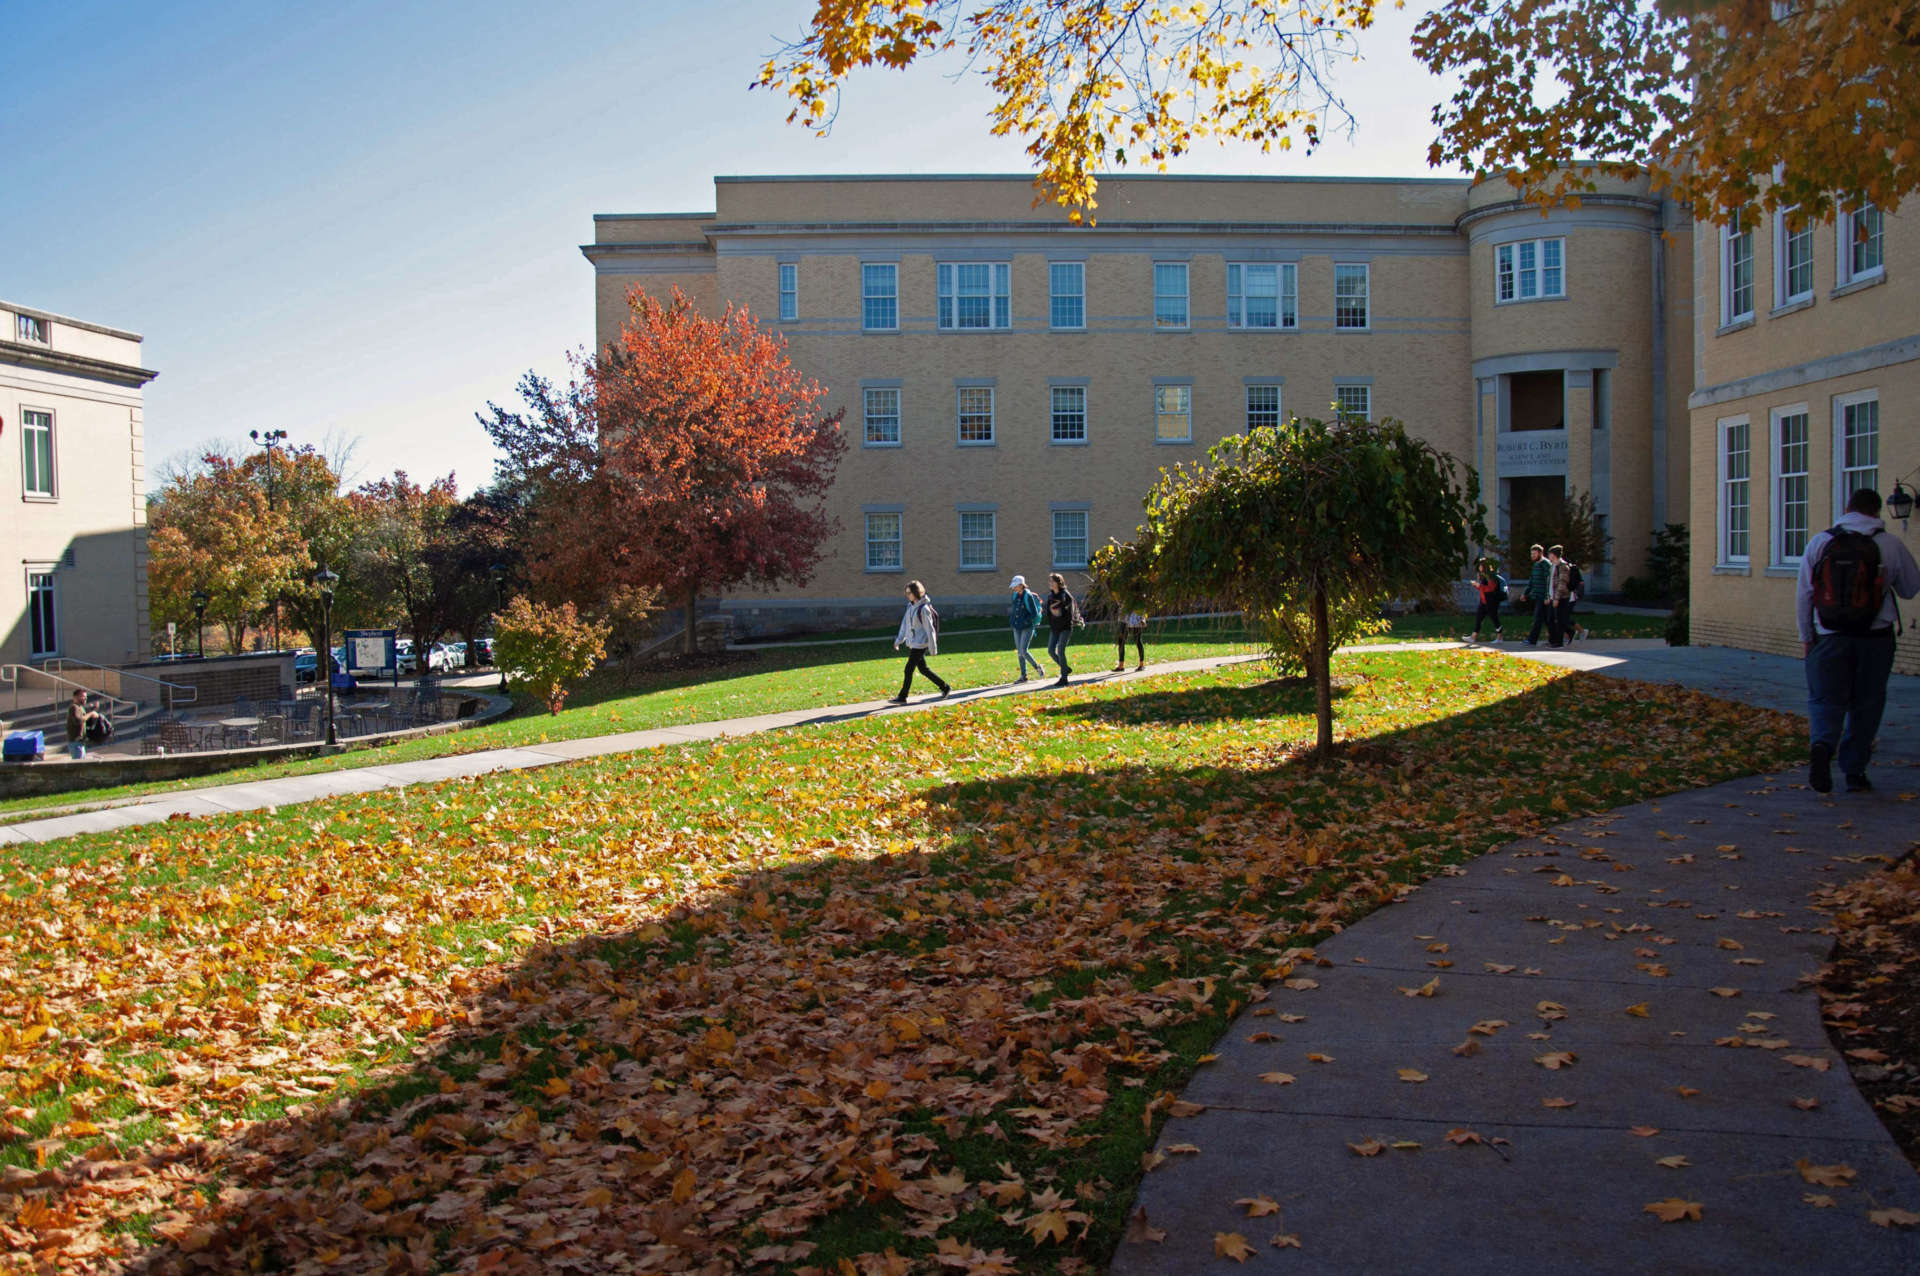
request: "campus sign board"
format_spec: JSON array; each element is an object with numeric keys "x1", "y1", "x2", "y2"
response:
[
  {"x1": 1496, "y1": 429, "x2": 1569, "y2": 478},
  {"x1": 345, "y1": 628, "x2": 398, "y2": 677}
]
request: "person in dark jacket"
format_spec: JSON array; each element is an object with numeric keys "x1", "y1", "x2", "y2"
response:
[
  {"x1": 1522, "y1": 544, "x2": 1552, "y2": 645},
  {"x1": 1008, "y1": 575, "x2": 1045, "y2": 682},
  {"x1": 1467, "y1": 560, "x2": 1505, "y2": 641},
  {"x1": 1044, "y1": 572, "x2": 1076, "y2": 687},
  {"x1": 65, "y1": 691, "x2": 100, "y2": 759}
]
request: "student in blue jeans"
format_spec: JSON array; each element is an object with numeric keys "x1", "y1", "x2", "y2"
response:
[
  {"x1": 1797, "y1": 488, "x2": 1920, "y2": 793},
  {"x1": 1007, "y1": 574, "x2": 1045, "y2": 682},
  {"x1": 1044, "y1": 572, "x2": 1077, "y2": 687}
]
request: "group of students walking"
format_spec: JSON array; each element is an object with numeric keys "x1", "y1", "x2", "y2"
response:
[
  {"x1": 888, "y1": 573, "x2": 1149, "y2": 704},
  {"x1": 1468, "y1": 543, "x2": 1589, "y2": 648}
]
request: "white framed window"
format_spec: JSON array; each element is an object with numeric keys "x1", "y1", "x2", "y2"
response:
[
  {"x1": 26, "y1": 570, "x2": 58, "y2": 657},
  {"x1": 1835, "y1": 391, "x2": 1880, "y2": 512},
  {"x1": 1052, "y1": 509, "x2": 1090, "y2": 569},
  {"x1": 1154, "y1": 384, "x2": 1192, "y2": 442},
  {"x1": 1246, "y1": 384, "x2": 1281, "y2": 431},
  {"x1": 778, "y1": 263, "x2": 798, "y2": 321},
  {"x1": 864, "y1": 512, "x2": 903, "y2": 571},
  {"x1": 863, "y1": 387, "x2": 901, "y2": 447},
  {"x1": 957, "y1": 386, "x2": 995, "y2": 445},
  {"x1": 1153, "y1": 262, "x2": 1189, "y2": 330},
  {"x1": 1771, "y1": 406, "x2": 1812, "y2": 563},
  {"x1": 1495, "y1": 238, "x2": 1566, "y2": 303},
  {"x1": 1838, "y1": 205, "x2": 1885, "y2": 285},
  {"x1": 1227, "y1": 262, "x2": 1297, "y2": 329},
  {"x1": 21, "y1": 408, "x2": 54, "y2": 498},
  {"x1": 1335, "y1": 384, "x2": 1371, "y2": 422},
  {"x1": 1334, "y1": 263, "x2": 1370, "y2": 329},
  {"x1": 959, "y1": 510, "x2": 997, "y2": 570},
  {"x1": 1774, "y1": 210, "x2": 1813, "y2": 305},
  {"x1": 1722, "y1": 215, "x2": 1755, "y2": 324},
  {"x1": 1719, "y1": 417, "x2": 1752, "y2": 564},
  {"x1": 1051, "y1": 385, "x2": 1087, "y2": 443},
  {"x1": 862, "y1": 263, "x2": 898, "y2": 331},
  {"x1": 16, "y1": 314, "x2": 49, "y2": 344},
  {"x1": 938, "y1": 263, "x2": 1011, "y2": 330},
  {"x1": 1049, "y1": 262, "x2": 1085, "y2": 330}
]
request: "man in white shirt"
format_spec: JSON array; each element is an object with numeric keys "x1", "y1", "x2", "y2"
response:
[{"x1": 1795, "y1": 488, "x2": 1920, "y2": 793}]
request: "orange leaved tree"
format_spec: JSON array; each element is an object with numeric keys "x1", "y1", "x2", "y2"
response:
[
  {"x1": 484, "y1": 288, "x2": 846, "y2": 652},
  {"x1": 492, "y1": 597, "x2": 608, "y2": 714}
]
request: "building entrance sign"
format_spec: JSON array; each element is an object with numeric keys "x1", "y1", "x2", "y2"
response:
[{"x1": 1497, "y1": 430, "x2": 1569, "y2": 477}]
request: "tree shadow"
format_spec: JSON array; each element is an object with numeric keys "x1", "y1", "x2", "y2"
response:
[
  {"x1": 15, "y1": 671, "x2": 1799, "y2": 1274},
  {"x1": 1039, "y1": 673, "x2": 1359, "y2": 727}
]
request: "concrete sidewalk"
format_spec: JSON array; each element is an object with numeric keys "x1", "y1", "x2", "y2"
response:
[{"x1": 1116, "y1": 643, "x2": 1920, "y2": 1273}]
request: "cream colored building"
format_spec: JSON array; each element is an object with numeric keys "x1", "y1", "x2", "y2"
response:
[
  {"x1": 1689, "y1": 202, "x2": 1920, "y2": 669},
  {"x1": 585, "y1": 174, "x2": 1692, "y2": 634},
  {"x1": 1, "y1": 302, "x2": 155, "y2": 667}
]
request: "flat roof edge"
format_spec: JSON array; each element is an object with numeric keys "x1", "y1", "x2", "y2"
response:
[
  {"x1": 0, "y1": 300, "x2": 143, "y2": 343},
  {"x1": 593, "y1": 211, "x2": 717, "y2": 221},
  {"x1": 712, "y1": 172, "x2": 1472, "y2": 186}
]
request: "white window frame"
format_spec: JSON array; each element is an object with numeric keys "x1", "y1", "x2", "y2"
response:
[
  {"x1": 1245, "y1": 384, "x2": 1282, "y2": 432},
  {"x1": 958, "y1": 509, "x2": 997, "y2": 571},
  {"x1": 1050, "y1": 385, "x2": 1088, "y2": 444},
  {"x1": 1494, "y1": 237, "x2": 1566, "y2": 304},
  {"x1": 778, "y1": 263, "x2": 798, "y2": 321},
  {"x1": 1153, "y1": 262, "x2": 1189, "y2": 330},
  {"x1": 1838, "y1": 205, "x2": 1885, "y2": 286},
  {"x1": 1334, "y1": 263, "x2": 1370, "y2": 330},
  {"x1": 1722, "y1": 216, "x2": 1755, "y2": 324},
  {"x1": 1334, "y1": 384, "x2": 1371, "y2": 422},
  {"x1": 861, "y1": 263, "x2": 898, "y2": 332},
  {"x1": 1834, "y1": 390, "x2": 1880, "y2": 514},
  {"x1": 1051, "y1": 509, "x2": 1090, "y2": 570},
  {"x1": 26, "y1": 568, "x2": 58, "y2": 658},
  {"x1": 864, "y1": 512, "x2": 903, "y2": 572},
  {"x1": 862, "y1": 387, "x2": 901, "y2": 448},
  {"x1": 1770, "y1": 404, "x2": 1812, "y2": 565},
  {"x1": 1049, "y1": 262, "x2": 1085, "y2": 330},
  {"x1": 1154, "y1": 383, "x2": 1192, "y2": 443},
  {"x1": 1774, "y1": 209, "x2": 1813, "y2": 306},
  {"x1": 20, "y1": 406, "x2": 55, "y2": 499},
  {"x1": 957, "y1": 386, "x2": 995, "y2": 446},
  {"x1": 938, "y1": 262, "x2": 1011, "y2": 331},
  {"x1": 1718, "y1": 416, "x2": 1752, "y2": 566},
  {"x1": 16, "y1": 314, "x2": 49, "y2": 345},
  {"x1": 1227, "y1": 262, "x2": 1297, "y2": 330}
]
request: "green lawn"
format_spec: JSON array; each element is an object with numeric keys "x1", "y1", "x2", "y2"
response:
[{"x1": 0, "y1": 647, "x2": 1790, "y2": 1273}]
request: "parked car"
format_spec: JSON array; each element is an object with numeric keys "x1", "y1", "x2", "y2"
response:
[
  {"x1": 474, "y1": 637, "x2": 494, "y2": 666},
  {"x1": 395, "y1": 639, "x2": 418, "y2": 675},
  {"x1": 425, "y1": 643, "x2": 457, "y2": 673},
  {"x1": 297, "y1": 646, "x2": 347, "y2": 683},
  {"x1": 445, "y1": 641, "x2": 469, "y2": 668}
]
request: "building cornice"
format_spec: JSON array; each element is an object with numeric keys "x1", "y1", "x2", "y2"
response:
[
  {"x1": 710, "y1": 172, "x2": 1473, "y2": 187},
  {"x1": 581, "y1": 241, "x2": 714, "y2": 257},
  {"x1": 0, "y1": 300, "x2": 143, "y2": 342},
  {"x1": 699, "y1": 219, "x2": 1463, "y2": 239},
  {"x1": 1455, "y1": 193, "x2": 1662, "y2": 234},
  {"x1": 0, "y1": 339, "x2": 159, "y2": 387}
]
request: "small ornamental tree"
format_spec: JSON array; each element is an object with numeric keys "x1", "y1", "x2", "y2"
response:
[
  {"x1": 492, "y1": 597, "x2": 609, "y2": 715},
  {"x1": 1094, "y1": 417, "x2": 1485, "y2": 754}
]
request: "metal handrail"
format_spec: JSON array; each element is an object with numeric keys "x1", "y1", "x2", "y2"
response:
[
  {"x1": 0, "y1": 665, "x2": 140, "y2": 722},
  {"x1": 41, "y1": 656, "x2": 199, "y2": 707}
]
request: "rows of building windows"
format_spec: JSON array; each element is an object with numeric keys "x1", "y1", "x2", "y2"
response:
[
  {"x1": 862, "y1": 508, "x2": 1093, "y2": 574},
  {"x1": 1720, "y1": 204, "x2": 1884, "y2": 327},
  {"x1": 857, "y1": 380, "x2": 1372, "y2": 448},
  {"x1": 1716, "y1": 389, "x2": 1880, "y2": 568}
]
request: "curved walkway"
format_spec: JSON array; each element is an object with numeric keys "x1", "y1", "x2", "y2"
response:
[{"x1": 1115, "y1": 644, "x2": 1920, "y2": 1273}]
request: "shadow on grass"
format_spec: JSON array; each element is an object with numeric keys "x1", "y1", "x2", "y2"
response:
[
  {"x1": 36, "y1": 671, "x2": 1800, "y2": 1275},
  {"x1": 1039, "y1": 673, "x2": 1357, "y2": 727}
]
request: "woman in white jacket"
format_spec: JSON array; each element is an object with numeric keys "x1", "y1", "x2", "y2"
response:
[{"x1": 888, "y1": 580, "x2": 951, "y2": 704}]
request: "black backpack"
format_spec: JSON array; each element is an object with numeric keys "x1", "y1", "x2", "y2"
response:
[{"x1": 1812, "y1": 527, "x2": 1886, "y2": 635}]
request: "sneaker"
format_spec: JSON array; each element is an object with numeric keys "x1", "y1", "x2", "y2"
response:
[
  {"x1": 936, "y1": 688, "x2": 951, "y2": 700},
  {"x1": 1016, "y1": 675, "x2": 1028, "y2": 684},
  {"x1": 886, "y1": 695, "x2": 908, "y2": 705},
  {"x1": 1113, "y1": 664, "x2": 1126, "y2": 672},
  {"x1": 1577, "y1": 626, "x2": 1589, "y2": 641},
  {"x1": 1135, "y1": 663, "x2": 1145, "y2": 671},
  {"x1": 1053, "y1": 676, "x2": 1069, "y2": 688},
  {"x1": 1846, "y1": 773, "x2": 1873, "y2": 793},
  {"x1": 1493, "y1": 631, "x2": 1503, "y2": 641},
  {"x1": 1810, "y1": 741, "x2": 1834, "y2": 793}
]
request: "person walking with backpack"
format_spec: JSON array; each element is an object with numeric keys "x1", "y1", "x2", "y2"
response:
[
  {"x1": 888, "y1": 580, "x2": 950, "y2": 704},
  {"x1": 1797, "y1": 488, "x2": 1920, "y2": 793},
  {"x1": 1044, "y1": 572, "x2": 1077, "y2": 686},
  {"x1": 1467, "y1": 560, "x2": 1506, "y2": 641},
  {"x1": 1547, "y1": 545, "x2": 1575, "y2": 648},
  {"x1": 1114, "y1": 603, "x2": 1147, "y2": 671},
  {"x1": 1008, "y1": 575, "x2": 1045, "y2": 682},
  {"x1": 1564, "y1": 557, "x2": 1588, "y2": 645},
  {"x1": 1522, "y1": 545, "x2": 1552, "y2": 644}
]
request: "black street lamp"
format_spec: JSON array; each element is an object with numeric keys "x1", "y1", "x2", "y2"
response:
[
  {"x1": 315, "y1": 562, "x2": 340, "y2": 746},
  {"x1": 190, "y1": 588, "x2": 209, "y2": 658},
  {"x1": 1889, "y1": 482, "x2": 1915, "y2": 526},
  {"x1": 251, "y1": 429, "x2": 289, "y2": 650},
  {"x1": 489, "y1": 563, "x2": 509, "y2": 694}
]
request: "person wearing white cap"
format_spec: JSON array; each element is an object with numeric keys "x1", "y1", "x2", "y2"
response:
[{"x1": 1007, "y1": 574, "x2": 1045, "y2": 682}]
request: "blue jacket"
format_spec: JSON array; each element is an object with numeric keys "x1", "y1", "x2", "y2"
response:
[{"x1": 1009, "y1": 589, "x2": 1042, "y2": 630}]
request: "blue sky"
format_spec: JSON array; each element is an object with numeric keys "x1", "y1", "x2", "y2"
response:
[{"x1": 3, "y1": 0, "x2": 1453, "y2": 494}]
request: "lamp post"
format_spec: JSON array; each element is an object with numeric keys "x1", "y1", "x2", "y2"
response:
[
  {"x1": 191, "y1": 588, "x2": 209, "y2": 658},
  {"x1": 489, "y1": 563, "x2": 508, "y2": 693},
  {"x1": 315, "y1": 562, "x2": 339, "y2": 746},
  {"x1": 251, "y1": 428, "x2": 289, "y2": 651},
  {"x1": 1889, "y1": 482, "x2": 1915, "y2": 527}
]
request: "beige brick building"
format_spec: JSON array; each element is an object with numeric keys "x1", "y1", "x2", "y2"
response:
[
  {"x1": 1, "y1": 301, "x2": 155, "y2": 667},
  {"x1": 1689, "y1": 201, "x2": 1920, "y2": 670},
  {"x1": 585, "y1": 174, "x2": 1693, "y2": 634}
]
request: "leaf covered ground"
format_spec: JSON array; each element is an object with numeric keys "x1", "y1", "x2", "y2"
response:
[
  {"x1": 0, "y1": 650, "x2": 1797, "y2": 1274},
  {"x1": 1817, "y1": 855, "x2": 1920, "y2": 1172}
]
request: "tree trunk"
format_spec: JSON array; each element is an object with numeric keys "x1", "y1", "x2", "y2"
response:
[
  {"x1": 1311, "y1": 583, "x2": 1334, "y2": 756},
  {"x1": 682, "y1": 586, "x2": 698, "y2": 655}
]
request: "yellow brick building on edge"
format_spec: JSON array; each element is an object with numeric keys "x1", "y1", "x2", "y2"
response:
[{"x1": 585, "y1": 173, "x2": 1697, "y2": 636}]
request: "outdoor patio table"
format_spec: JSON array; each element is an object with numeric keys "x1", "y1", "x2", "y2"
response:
[{"x1": 219, "y1": 716, "x2": 262, "y2": 748}]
